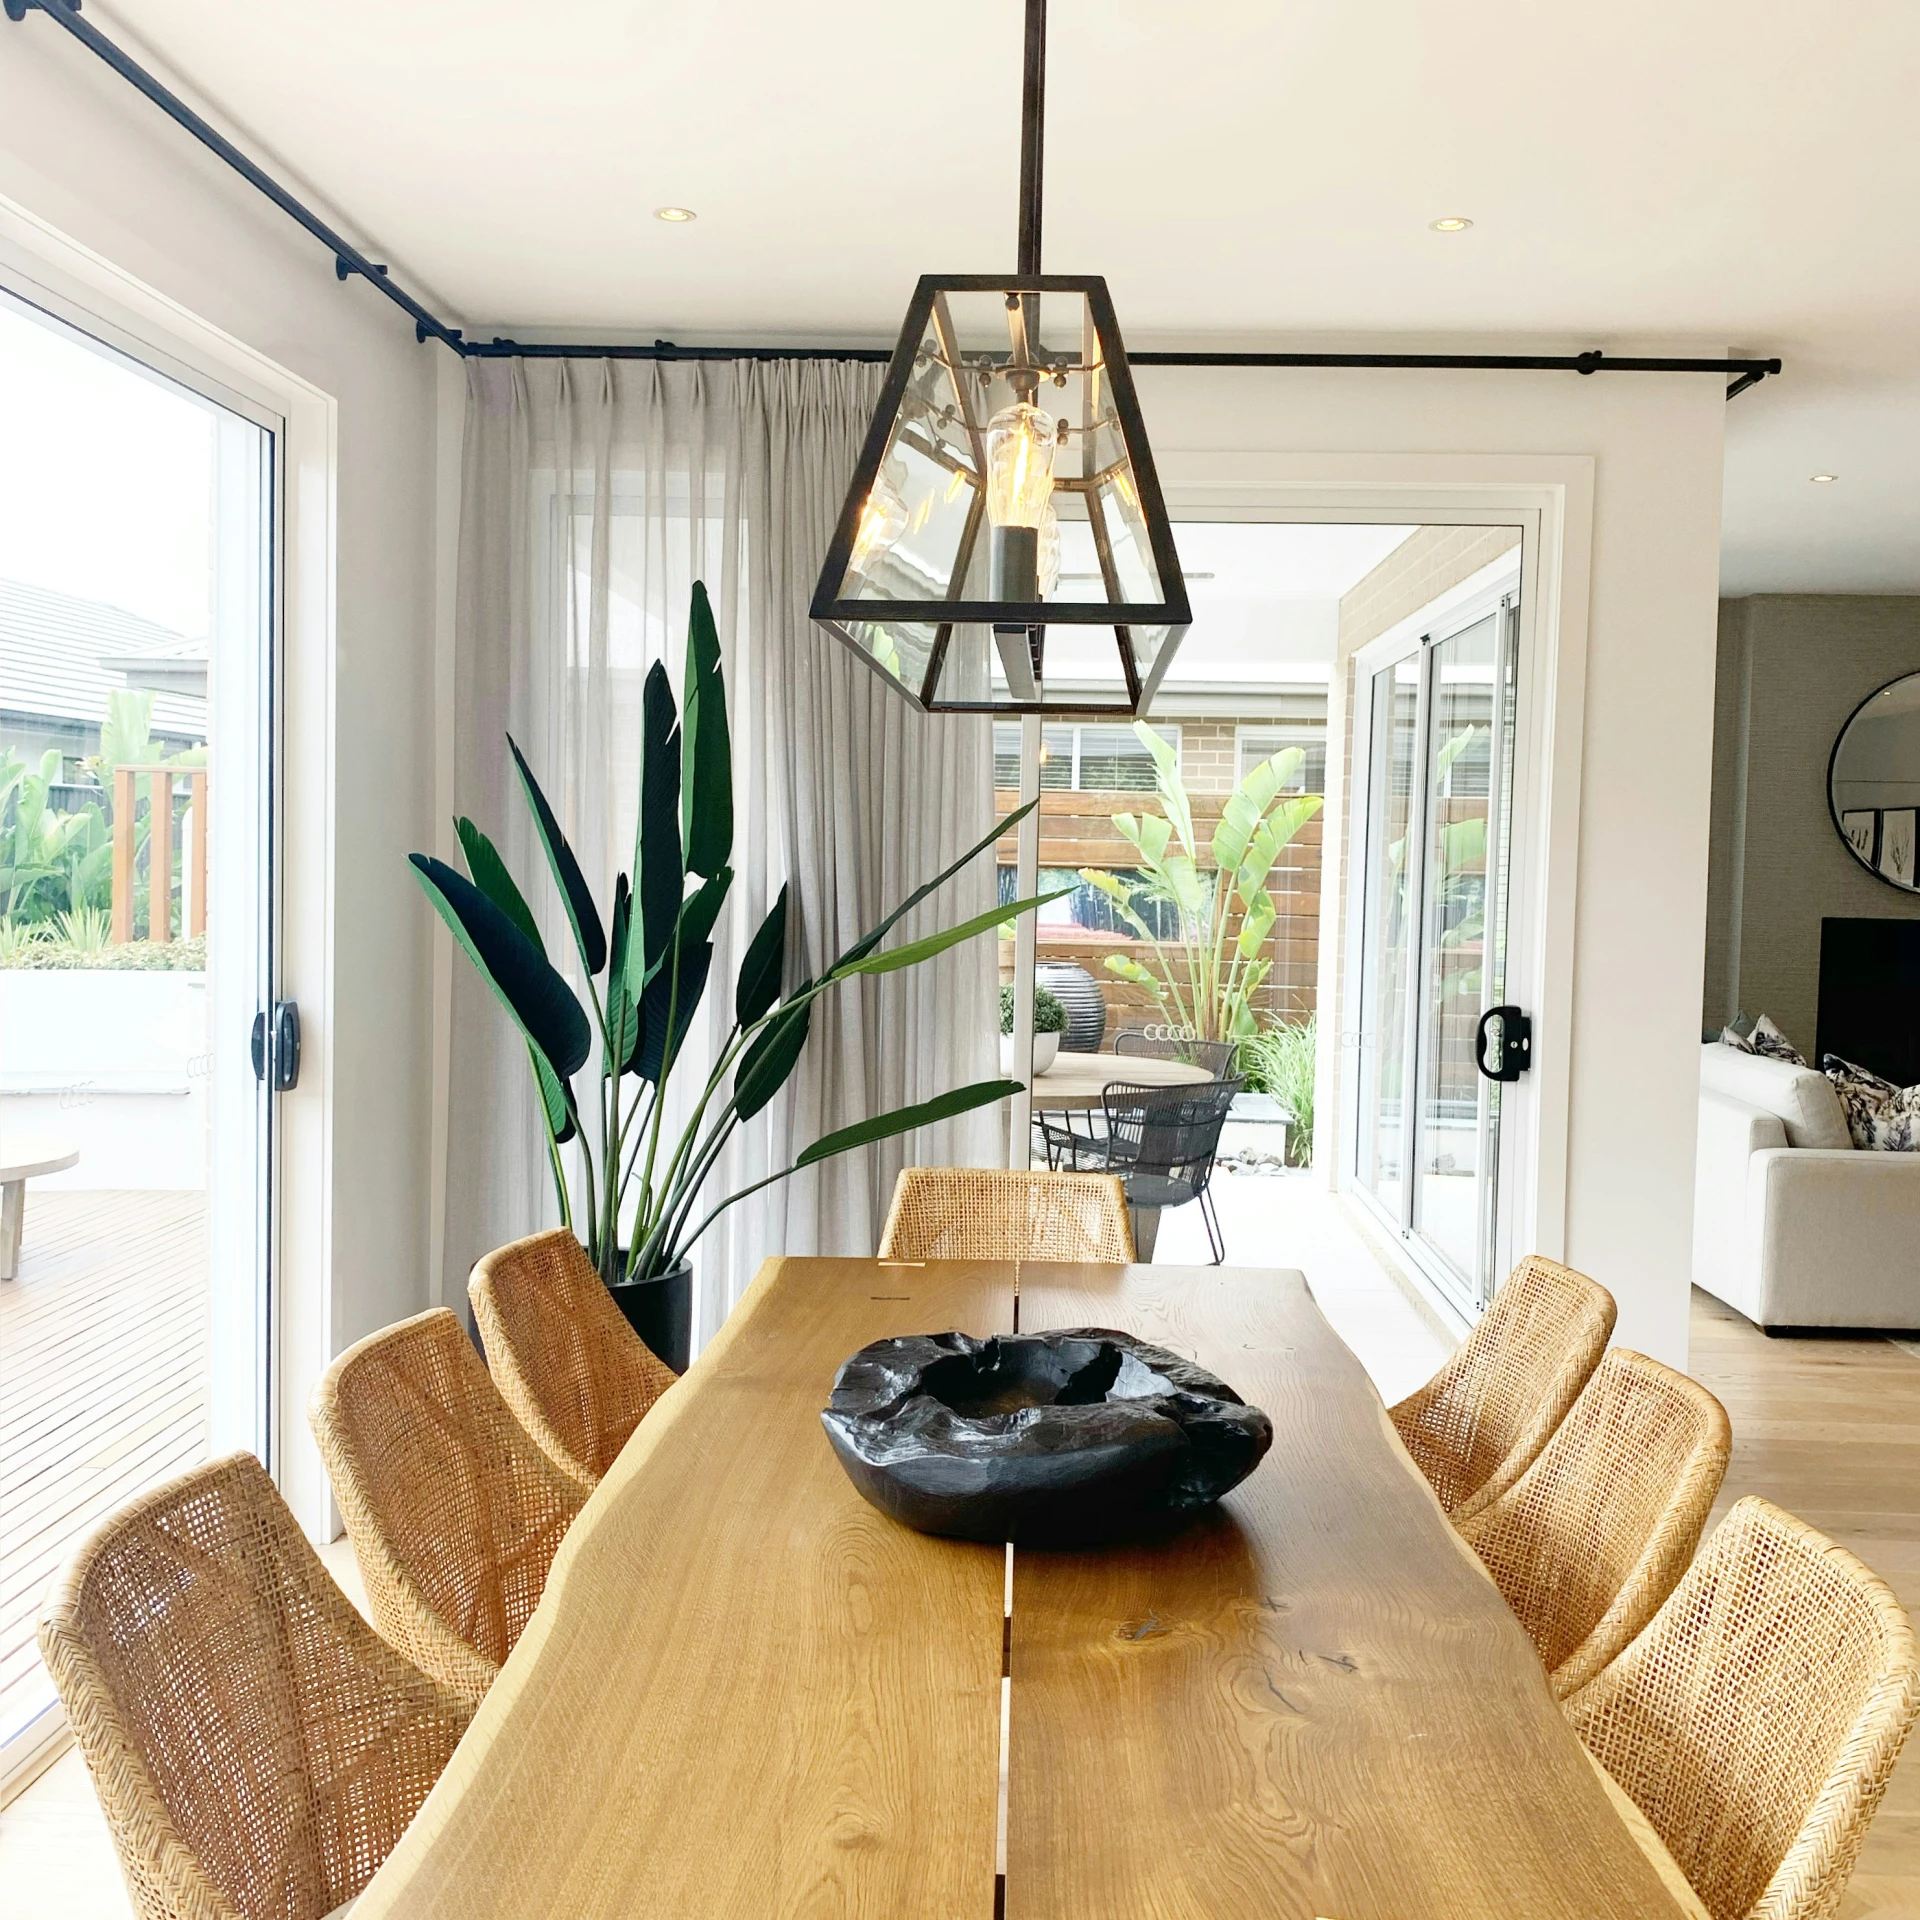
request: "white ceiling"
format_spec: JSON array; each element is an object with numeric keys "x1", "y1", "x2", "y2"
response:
[{"x1": 88, "y1": 0, "x2": 1920, "y2": 595}]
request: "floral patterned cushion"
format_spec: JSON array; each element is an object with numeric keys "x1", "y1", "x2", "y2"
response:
[
  {"x1": 1822, "y1": 1055, "x2": 1920, "y2": 1151},
  {"x1": 1721, "y1": 1014, "x2": 1806, "y2": 1067}
]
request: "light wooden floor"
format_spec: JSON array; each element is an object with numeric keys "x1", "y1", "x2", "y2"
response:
[
  {"x1": 0, "y1": 1191, "x2": 208, "y2": 1756},
  {"x1": 1690, "y1": 1292, "x2": 1920, "y2": 1920}
]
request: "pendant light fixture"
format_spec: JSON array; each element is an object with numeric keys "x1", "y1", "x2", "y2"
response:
[{"x1": 810, "y1": 0, "x2": 1190, "y2": 715}]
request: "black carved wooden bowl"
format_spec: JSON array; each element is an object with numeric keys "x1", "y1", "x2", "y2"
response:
[{"x1": 821, "y1": 1329, "x2": 1273, "y2": 1545}]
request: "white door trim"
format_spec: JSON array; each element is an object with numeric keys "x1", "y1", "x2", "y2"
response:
[
  {"x1": 0, "y1": 189, "x2": 339, "y2": 1540},
  {"x1": 1151, "y1": 451, "x2": 1595, "y2": 1318}
]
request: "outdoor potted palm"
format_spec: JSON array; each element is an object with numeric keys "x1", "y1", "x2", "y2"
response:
[{"x1": 412, "y1": 584, "x2": 1061, "y2": 1368}]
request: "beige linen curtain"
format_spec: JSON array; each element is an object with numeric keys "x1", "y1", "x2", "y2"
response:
[{"x1": 444, "y1": 357, "x2": 999, "y2": 1347}]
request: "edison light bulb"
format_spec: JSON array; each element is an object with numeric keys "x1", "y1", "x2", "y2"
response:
[
  {"x1": 848, "y1": 460, "x2": 909, "y2": 579},
  {"x1": 985, "y1": 401, "x2": 1057, "y2": 600}
]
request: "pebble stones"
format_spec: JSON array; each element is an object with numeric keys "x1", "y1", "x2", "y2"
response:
[{"x1": 821, "y1": 1328, "x2": 1273, "y2": 1544}]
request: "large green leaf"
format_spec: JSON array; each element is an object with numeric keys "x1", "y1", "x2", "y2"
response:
[
  {"x1": 828, "y1": 798, "x2": 1036, "y2": 975},
  {"x1": 506, "y1": 735, "x2": 607, "y2": 976},
  {"x1": 680, "y1": 582, "x2": 733, "y2": 880},
  {"x1": 635, "y1": 663, "x2": 684, "y2": 977},
  {"x1": 794, "y1": 1079, "x2": 1022, "y2": 1169},
  {"x1": 529, "y1": 1040, "x2": 577, "y2": 1144},
  {"x1": 735, "y1": 885, "x2": 789, "y2": 1026},
  {"x1": 606, "y1": 877, "x2": 636, "y2": 1075},
  {"x1": 455, "y1": 817, "x2": 542, "y2": 951},
  {"x1": 678, "y1": 866, "x2": 732, "y2": 952},
  {"x1": 1134, "y1": 719, "x2": 1195, "y2": 854},
  {"x1": 837, "y1": 889, "x2": 1071, "y2": 979},
  {"x1": 734, "y1": 998, "x2": 811, "y2": 1118},
  {"x1": 409, "y1": 854, "x2": 592, "y2": 1076},
  {"x1": 633, "y1": 942, "x2": 712, "y2": 1082}
]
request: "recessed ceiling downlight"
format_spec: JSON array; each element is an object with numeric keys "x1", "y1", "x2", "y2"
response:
[
  {"x1": 1430, "y1": 216, "x2": 1473, "y2": 232},
  {"x1": 654, "y1": 207, "x2": 697, "y2": 223},
  {"x1": 1810, "y1": 472, "x2": 1839, "y2": 484}
]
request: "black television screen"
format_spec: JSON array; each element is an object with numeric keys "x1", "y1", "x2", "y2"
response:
[{"x1": 1817, "y1": 918, "x2": 1920, "y2": 1085}]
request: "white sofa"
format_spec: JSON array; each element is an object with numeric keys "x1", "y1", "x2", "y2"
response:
[{"x1": 1693, "y1": 1041, "x2": 1920, "y2": 1330}]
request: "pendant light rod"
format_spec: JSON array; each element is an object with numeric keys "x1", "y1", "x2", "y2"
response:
[
  {"x1": 4, "y1": 0, "x2": 1782, "y2": 398},
  {"x1": 1017, "y1": 0, "x2": 1047, "y2": 277}
]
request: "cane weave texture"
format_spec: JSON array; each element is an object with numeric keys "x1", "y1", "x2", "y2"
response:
[
  {"x1": 309, "y1": 1307, "x2": 586, "y2": 1704},
  {"x1": 469, "y1": 1229, "x2": 678, "y2": 1491},
  {"x1": 1459, "y1": 1347, "x2": 1731, "y2": 1699},
  {"x1": 1390, "y1": 1254, "x2": 1617, "y2": 1521},
  {"x1": 36, "y1": 1452, "x2": 472, "y2": 1920},
  {"x1": 1565, "y1": 1497, "x2": 1920, "y2": 1920},
  {"x1": 877, "y1": 1167, "x2": 1135, "y2": 1262}
]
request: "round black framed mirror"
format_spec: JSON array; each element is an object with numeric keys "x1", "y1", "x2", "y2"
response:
[{"x1": 1829, "y1": 672, "x2": 1920, "y2": 891}]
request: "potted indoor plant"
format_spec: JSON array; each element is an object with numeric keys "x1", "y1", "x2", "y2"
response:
[
  {"x1": 412, "y1": 584, "x2": 1062, "y2": 1368},
  {"x1": 1000, "y1": 982, "x2": 1066, "y2": 1077}
]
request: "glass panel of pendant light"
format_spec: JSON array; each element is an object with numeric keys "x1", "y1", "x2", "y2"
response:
[{"x1": 811, "y1": 275, "x2": 1190, "y2": 713}]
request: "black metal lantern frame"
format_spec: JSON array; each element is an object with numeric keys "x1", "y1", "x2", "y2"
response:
[
  {"x1": 810, "y1": 272, "x2": 1191, "y2": 715},
  {"x1": 809, "y1": 0, "x2": 1190, "y2": 717}
]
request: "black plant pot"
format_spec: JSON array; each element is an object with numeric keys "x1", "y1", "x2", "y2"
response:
[{"x1": 608, "y1": 1259, "x2": 693, "y2": 1373}]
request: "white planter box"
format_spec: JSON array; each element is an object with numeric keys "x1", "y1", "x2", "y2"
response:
[{"x1": 0, "y1": 970, "x2": 208, "y2": 1190}]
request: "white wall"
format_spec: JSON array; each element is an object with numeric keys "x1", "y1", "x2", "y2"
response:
[
  {"x1": 1135, "y1": 358, "x2": 1727, "y2": 1364},
  {"x1": 0, "y1": 23, "x2": 444, "y2": 1524}
]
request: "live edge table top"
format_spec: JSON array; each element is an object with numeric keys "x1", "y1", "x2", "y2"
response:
[{"x1": 353, "y1": 1258, "x2": 1685, "y2": 1920}]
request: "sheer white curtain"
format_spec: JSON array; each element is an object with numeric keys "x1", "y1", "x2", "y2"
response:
[{"x1": 445, "y1": 356, "x2": 1000, "y2": 1346}]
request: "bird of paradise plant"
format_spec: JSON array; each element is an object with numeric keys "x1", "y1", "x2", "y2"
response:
[
  {"x1": 411, "y1": 582, "x2": 1062, "y2": 1293},
  {"x1": 1078, "y1": 722, "x2": 1322, "y2": 1046}
]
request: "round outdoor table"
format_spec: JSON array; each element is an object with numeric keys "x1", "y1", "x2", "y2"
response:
[
  {"x1": 1030, "y1": 1055, "x2": 1215, "y2": 1258},
  {"x1": 1028, "y1": 1052, "x2": 1212, "y2": 1112},
  {"x1": 1, "y1": 1134, "x2": 79, "y2": 1282}
]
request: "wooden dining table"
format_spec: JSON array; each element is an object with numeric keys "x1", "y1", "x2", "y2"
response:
[
  {"x1": 1028, "y1": 1049, "x2": 1213, "y2": 1111},
  {"x1": 353, "y1": 1257, "x2": 1695, "y2": 1920}
]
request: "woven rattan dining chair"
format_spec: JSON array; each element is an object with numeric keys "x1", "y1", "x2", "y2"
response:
[
  {"x1": 469, "y1": 1227, "x2": 678, "y2": 1492},
  {"x1": 1390, "y1": 1253, "x2": 1617, "y2": 1523},
  {"x1": 1457, "y1": 1346, "x2": 1731, "y2": 1700},
  {"x1": 37, "y1": 1452, "x2": 472, "y2": 1920},
  {"x1": 1565, "y1": 1496, "x2": 1920, "y2": 1920},
  {"x1": 877, "y1": 1166, "x2": 1135, "y2": 1261},
  {"x1": 310, "y1": 1306, "x2": 587, "y2": 1704}
]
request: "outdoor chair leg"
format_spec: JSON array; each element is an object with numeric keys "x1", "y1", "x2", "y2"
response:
[{"x1": 1199, "y1": 1186, "x2": 1226, "y2": 1265}]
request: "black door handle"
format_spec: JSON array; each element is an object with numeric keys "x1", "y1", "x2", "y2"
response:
[
  {"x1": 251, "y1": 1001, "x2": 302, "y2": 1091},
  {"x1": 1475, "y1": 1005, "x2": 1532, "y2": 1082}
]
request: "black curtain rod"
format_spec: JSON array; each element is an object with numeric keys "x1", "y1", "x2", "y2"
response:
[{"x1": 7, "y1": 0, "x2": 1782, "y2": 400}]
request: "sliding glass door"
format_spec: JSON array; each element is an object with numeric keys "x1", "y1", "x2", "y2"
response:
[
  {"x1": 0, "y1": 287, "x2": 277, "y2": 1788},
  {"x1": 1351, "y1": 586, "x2": 1519, "y2": 1315}
]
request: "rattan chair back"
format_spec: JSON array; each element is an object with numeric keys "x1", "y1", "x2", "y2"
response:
[
  {"x1": 1113, "y1": 1029, "x2": 1239, "y2": 1077},
  {"x1": 877, "y1": 1167, "x2": 1135, "y2": 1262},
  {"x1": 1390, "y1": 1253, "x2": 1617, "y2": 1522},
  {"x1": 1458, "y1": 1346, "x2": 1731, "y2": 1699},
  {"x1": 309, "y1": 1307, "x2": 587, "y2": 1703},
  {"x1": 1566, "y1": 1496, "x2": 1920, "y2": 1920},
  {"x1": 469, "y1": 1228, "x2": 678, "y2": 1491},
  {"x1": 37, "y1": 1452, "x2": 472, "y2": 1920}
]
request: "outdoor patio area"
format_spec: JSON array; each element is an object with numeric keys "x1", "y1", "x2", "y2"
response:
[{"x1": 0, "y1": 1190, "x2": 207, "y2": 1754}]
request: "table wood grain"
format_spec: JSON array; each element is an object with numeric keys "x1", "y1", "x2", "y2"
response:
[
  {"x1": 1008, "y1": 1262, "x2": 1687, "y2": 1919},
  {"x1": 352, "y1": 1256, "x2": 1014, "y2": 1920},
  {"x1": 1028, "y1": 1053, "x2": 1213, "y2": 1111}
]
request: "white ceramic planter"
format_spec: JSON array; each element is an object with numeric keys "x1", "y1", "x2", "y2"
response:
[{"x1": 1000, "y1": 1030, "x2": 1061, "y2": 1077}]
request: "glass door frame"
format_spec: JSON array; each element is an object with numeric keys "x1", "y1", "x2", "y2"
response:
[
  {"x1": 0, "y1": 270, "x2": 285, "y2": 1797},
  {"x1": 1344, "y1": 563, "x2": 1525, "y2": 1321}
]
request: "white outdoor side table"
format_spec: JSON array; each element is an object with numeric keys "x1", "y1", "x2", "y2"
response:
[{"x1": 0, "y1": 1135, "x2": 79, "y2": 1280}]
